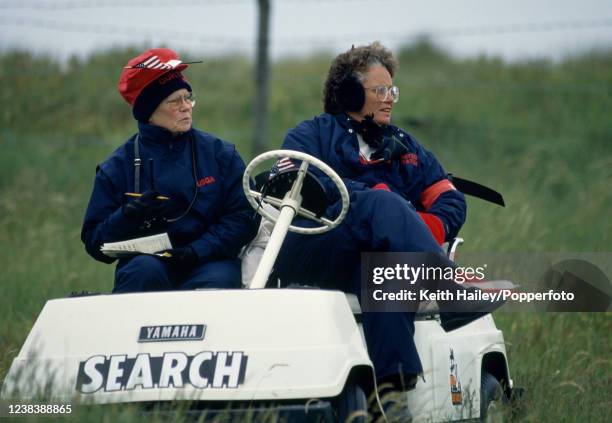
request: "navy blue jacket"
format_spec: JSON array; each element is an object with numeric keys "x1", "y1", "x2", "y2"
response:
[
  {"x1": 282, "y1": 113, "x2": 467, "y2": 240},
  {"x1": 82, "y1": 123, "x2": 258, "y2": 264}
]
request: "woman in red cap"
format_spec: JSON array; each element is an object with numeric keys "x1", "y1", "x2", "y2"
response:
[{"x1": 81, "y1": 48, "x2": 258, "y2": 292}]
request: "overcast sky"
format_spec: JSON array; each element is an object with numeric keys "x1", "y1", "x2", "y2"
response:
[{"x1": 0, "y1": 0, "x2": 611, "y2": 62}]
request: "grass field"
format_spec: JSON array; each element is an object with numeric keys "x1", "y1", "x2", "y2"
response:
[{"x1": 0, "y1": 42, "x2": 610, "y2": 421}]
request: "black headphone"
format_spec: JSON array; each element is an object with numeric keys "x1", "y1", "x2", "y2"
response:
[{"x1": 334, "y1": 68, "x2": 365, "y2": 112}]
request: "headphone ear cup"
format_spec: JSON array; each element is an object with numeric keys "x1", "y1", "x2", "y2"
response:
[{"x1": 335, "y1": 74, "x2": 365, "y2": 112}]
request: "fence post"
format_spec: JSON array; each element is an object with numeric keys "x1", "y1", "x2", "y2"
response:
[{"x1": 253, "y1": 0, "x2": 271, "y2": 157}]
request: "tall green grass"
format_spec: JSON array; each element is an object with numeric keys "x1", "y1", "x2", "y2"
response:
[{"x1": 1, "y1": 42, "x2": 610, "y2": 421}]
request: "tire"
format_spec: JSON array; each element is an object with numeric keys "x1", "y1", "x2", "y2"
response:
[
  {"x1": 480, "y1": 372, "x2": 506, "y2": 422},
  {"x1": 336, "y1": 383, "x2": 368, "y2": 423}
]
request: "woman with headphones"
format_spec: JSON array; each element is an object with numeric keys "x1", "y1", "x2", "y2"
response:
[{"x1": 272, "y1": 42, "x2": 504, "y2": 399}]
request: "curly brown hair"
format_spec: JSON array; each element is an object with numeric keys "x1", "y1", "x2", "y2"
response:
[{"x1": 323, "y1": 41, "x2": 398, "y2": 113}]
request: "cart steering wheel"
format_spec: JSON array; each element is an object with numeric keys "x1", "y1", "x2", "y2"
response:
[{"x1": 242, "y1": 150, "x2": 350, "y2": 235}]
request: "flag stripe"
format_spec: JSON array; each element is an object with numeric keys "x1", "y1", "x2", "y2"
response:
[
  {"x1": 130, "y1": 55, "x2": 184, "y2": 70},
  {"x1": 270, "y1": 157, "x2": 295, "y2": 177},
  {"x1": 142, "y1": 56, "x2": 158, "y2": 66}
]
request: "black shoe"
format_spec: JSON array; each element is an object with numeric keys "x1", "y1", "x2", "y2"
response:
[
  {"x1": 438, "y1": 287, "x2": 506, "y2": 332},
  {"x1": 439, "y1": 311, "x2": 487, "y2": 332}
]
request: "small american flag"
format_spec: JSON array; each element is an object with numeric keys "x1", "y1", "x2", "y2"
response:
[
  {"x1": 269, "y1": 157, "x2": 296, "y2": 178},
  {"x1": 125, "y1": 55, "x2": 183, "y2": 70}
]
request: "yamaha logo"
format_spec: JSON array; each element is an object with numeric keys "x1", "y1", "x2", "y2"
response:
[{"x1": 139, "y1": 324, "x2": 206, "y2": 342}]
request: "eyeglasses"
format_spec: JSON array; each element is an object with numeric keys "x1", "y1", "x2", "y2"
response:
[
  {"x1": 364, "y1": 85, "x2": 400, "y2": 103},
  {"x1": 165, "y1": 92, "x2": 196, "y2": 109}
]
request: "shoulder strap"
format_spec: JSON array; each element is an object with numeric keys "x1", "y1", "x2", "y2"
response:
[{"x1": 133, "y1": 134, "x2": 141, "y2": 193}]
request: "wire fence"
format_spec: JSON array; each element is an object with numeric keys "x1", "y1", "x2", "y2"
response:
[
  {"x1": 0, "y1": 0, "x2": 386, "y2": 9},
  {"x1": 1, "y1": 13, "x2": 611, "y2": 49}
]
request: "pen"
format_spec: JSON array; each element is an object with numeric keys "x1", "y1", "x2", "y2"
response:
[{"x1": 125, "y1": 193, "x2": 170, "y2": 200}]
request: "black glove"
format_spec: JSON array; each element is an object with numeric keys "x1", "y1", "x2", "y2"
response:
[
  {"x1": 370, "y1": 134, "x2": 408, "y2": 162},
  {"x1": 159, "y1": 246, "x2": 199, "y2": 266},
  {"x1": 123, "y1": 190, "x2": 174, "y2": 221},
  {"x1": 353, "y1": 114, "x2": 408, "y2": 162}
]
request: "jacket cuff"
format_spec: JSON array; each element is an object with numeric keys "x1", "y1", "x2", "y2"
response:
[{"x1": 417, "y1": 212, "x2": 446, "y2": 245}]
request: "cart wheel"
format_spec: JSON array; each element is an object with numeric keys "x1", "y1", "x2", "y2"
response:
[
  {"x1": 337, "y1": 382, "x2": 368, "y2": 423},
  {"x1": 480, "y1": 372, "x2": 507, "y2": 422}
]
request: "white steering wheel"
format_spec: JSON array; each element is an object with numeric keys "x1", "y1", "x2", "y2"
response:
[{"x1": 242, "y1": 150, "x2": 350, "y2": 235}]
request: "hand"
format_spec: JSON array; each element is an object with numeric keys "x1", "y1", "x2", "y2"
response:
[
  {"x1": 370, "y1": 134, "x2": 408, "y2": 162},
  {"x1": 123, "y1": 190, "x2": 173, "y2": 221},
  {"x1": 159, "y1": 246, "x2": 198, "y2": 266}
]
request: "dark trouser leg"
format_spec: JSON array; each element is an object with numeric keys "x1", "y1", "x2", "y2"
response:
[
  {"x1": 347, "y1": 190, "x2": 442, "y2": 253},
  {"x1": 349, "y1": 265, "x2": 422, "y2": 388},
  {"x1": 361, "y1": 312, "x2": 421, "y2": 380},
  {"x1": 114, "y1": 255, "x2": 172, "y2": 293},
  {"x1": 178, "y1": 258, "x2": 242, "y2": 290}
]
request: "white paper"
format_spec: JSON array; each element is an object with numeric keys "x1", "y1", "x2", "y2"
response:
[{"x1": 101, "y1": 233, "x2": 172, "y2": 257}]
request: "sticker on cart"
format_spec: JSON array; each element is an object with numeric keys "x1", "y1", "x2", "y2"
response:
[{"x1": 449, "y1": 348, "x2": 463, "y2": 406}]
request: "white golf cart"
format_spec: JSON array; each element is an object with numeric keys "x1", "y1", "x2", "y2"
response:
[{"x1": 2, "y1": 150, "x2": 519, "y2": 422}]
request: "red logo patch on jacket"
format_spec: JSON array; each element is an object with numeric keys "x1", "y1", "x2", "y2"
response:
[
  {"x1": 401, "y1": 153, "x2": 418, "y2": 166},
  {"x1": 196, "y1": 176, "x2": 216, "y2": 187}
]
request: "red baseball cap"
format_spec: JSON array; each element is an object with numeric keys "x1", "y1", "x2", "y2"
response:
[{"x1": 118, "y1": 48, "x2": 190, "y2": 106}]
